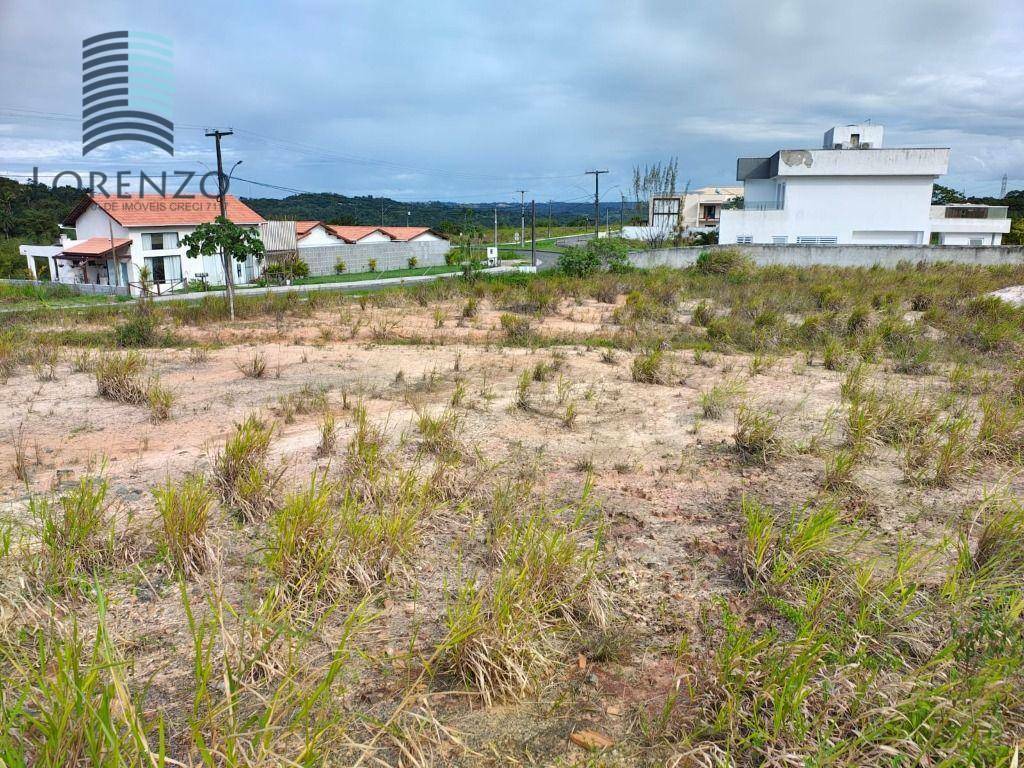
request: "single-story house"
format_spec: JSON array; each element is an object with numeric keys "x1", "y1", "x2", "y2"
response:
[
  {"x1": 281, "y1": 221, "x2": 451, "y2": 276},
  {"x1": 27, "y1": 192, "x2": 265, "y2": 294},
  {"x1": 294, "y1": 221, "x2": 448, "y2": 247}
]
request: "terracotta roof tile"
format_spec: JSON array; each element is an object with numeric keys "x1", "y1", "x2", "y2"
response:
[
  {"x1": 62, "y1": 237, "x2": 131, "y2": 256},
  {"x1": 379, "y1": 226, "x2": 441, "y2": 241},
  {"x1": 324, "y1": 225, "x2": 394, "y2": 243},
  {"x1": 64, "y1": 193, "x2": 265, "y2": 227}
]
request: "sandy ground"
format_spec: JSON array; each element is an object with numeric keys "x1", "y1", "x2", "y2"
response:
[
  {"x1": 991, "y1": 284, "x2": 1024, "y2": 306},
  {"x1": 2, "y1": 297, "x2": 1021, "y2": 764}
]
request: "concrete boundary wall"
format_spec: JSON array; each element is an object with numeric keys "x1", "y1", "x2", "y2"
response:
[
  {"x1": 0, "y1": 278, "x2": 129, "y2": 296},
  {"x1": 629, "y1": 244, "x2": 1024, "y2": 270},
  {"x1": 297, "y1": 240, "x2": 451, "y2": 276}
]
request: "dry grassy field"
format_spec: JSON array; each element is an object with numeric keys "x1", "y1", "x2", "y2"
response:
[{"x1": 2, "y1": 254, "x2": 1024, "y2": 766}]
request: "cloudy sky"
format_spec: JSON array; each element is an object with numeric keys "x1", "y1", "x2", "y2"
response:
[{"x1": 1, "y1": 0, "x2": 1023, "y2": 203}]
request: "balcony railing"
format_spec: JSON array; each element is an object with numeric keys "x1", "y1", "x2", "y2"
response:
[
  {"x1": 932, "y1": 205, "x2": 1008, "y2": 220},
  {"x1": 742, "y1": 202, "x2": 784, "y2": 211}
]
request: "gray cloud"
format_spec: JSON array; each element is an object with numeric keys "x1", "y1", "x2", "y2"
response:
[{"x1": 1, "y1": 0, "x2": 1021, "y2": 200}]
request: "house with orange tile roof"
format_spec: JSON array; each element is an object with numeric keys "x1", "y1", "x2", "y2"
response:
[
  {"x1": 272, "y1": 220, "x2": 450, "y2": 276},
  {"x1": 34, "y1": 192, "x2": 265, "y2": 294}
]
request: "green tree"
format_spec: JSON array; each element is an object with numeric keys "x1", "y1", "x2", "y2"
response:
[
  {"x1": 181, "y1": 216, "x2": 265, "y2": 319},
  {"x1": 932, "y1": 184, "x2": 966, "y2": 205},
  {"x1": 1003, "y1": 217, "x2": 1024, "y2": 246}
]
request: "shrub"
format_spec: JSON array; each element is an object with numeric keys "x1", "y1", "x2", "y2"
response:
[
  {"x1": 334, "y1": 260, "x2": 347, "y2": 274},
  {"x1": 557, "y1": 239, "x2": 630, "y2": 277},
  {"x1": 264, "y1": 255, "x2": 310, "y2": 281},
  {"x1": 407, "y1": 256, "x2": 418, "y2": 269},
  {"x1": 368, "y1": 258, "x2": 377, "y2": 272},
  {"x1": 153, "y1": 474, "x2": 215, "y2": 576},
  {"x1": 693, "y1": 249, "x2": 751, "y2": 275}
]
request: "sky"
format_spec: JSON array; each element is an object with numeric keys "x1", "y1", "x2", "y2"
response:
[{"x1": 1, "y1": 0, "x2": 1023, "y2": 204}]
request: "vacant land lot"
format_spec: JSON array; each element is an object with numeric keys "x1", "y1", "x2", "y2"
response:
[{"x1": 2, "y1": 256, "x2": 1024, "y2": 766}]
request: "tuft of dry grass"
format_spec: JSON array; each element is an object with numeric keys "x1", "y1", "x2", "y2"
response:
[
  {"x1": 631, "y1": 349, "x2": 671, "y2": 384},
  {"x1": 213, "y1": 415, "x2": 284, "y2": 523},
  {"x1": 146, "y1": 378, "x2": 174, "y2": 421},
  {"x1": 236, "y1": 349, "x2": 267, "y2": 378},
  {"x1": 28, "y1": 475, "x2": 122, "y2": 594},
  {"x1": 435, "y1": 484, "x2": 606, "y2": 704},
  {"x1": 734, "y1": 404, "x2": 783, "y2": 464},
  {"x1": 153, "y1": 473, "x2": 216, "y2": 576},
  {"x1": 94, "y1": 351, "x2": 148, "y2": 404}
]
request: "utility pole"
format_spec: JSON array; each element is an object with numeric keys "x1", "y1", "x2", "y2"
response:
[
  {"x1": 547, "y1": 200, "x2": 552, "y2": 239},
  {"x1": 108, "y1": 219, "x2": 120, "y2": 289},
  {"x1": 516, "y1": 190, "x2": 526, "y2": 249},
  {"x1": 1001, "y1": 174, "x2": 1008, "y2": 198},
  {"x1": 380, "y1": 199, "x2": 385, "y2": 226},
  {"x1": 206, "y1": 128, "x2": 235, "y2": 320},
  {"x1": 493, "y1": 207, "x2": 498, "y2": 251},
  {"x1": 531, "y1": 199, "x2": 536, "y2": 268},
  {"x1": 585, "y1": 169, "x2": 608, "y2": 241},
  {"x1": 619, "y1": 193, "x2": 624, "y2": 232}
]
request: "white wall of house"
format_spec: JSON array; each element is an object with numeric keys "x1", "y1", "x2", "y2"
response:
[
  {"x1": 722, "y1": 176, "x2": 936, "y2": 245},
  {"x1": 297, "y1": 225, "x2": 346, "y2": 248}
]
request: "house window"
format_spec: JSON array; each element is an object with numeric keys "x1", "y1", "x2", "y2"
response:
[
  {"x1": 736, "y1": 235, "x2": 753, "y2": 244},
  {"x1": 144, "y1": 255, "x2": 182, "y2": 283},
  {"x1": 796, "y1": 236, "x2": 838, "y2": 245},
  {"x1": 772, "y1": 236, "x2": 787, "y2": 245},
  {"x1": 143, "y1": 232, "x2": 179, "y2": 250},
  {"x1": 850, "y1": 133, "x2": 860, "y2": 147},
  {"x1": 969, "y1": 238, "x2": 984, "y2": 246}
]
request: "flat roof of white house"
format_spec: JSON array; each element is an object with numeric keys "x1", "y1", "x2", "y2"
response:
[{"x1": 737, "y1": 147, "x2": 950, "y2": 180}]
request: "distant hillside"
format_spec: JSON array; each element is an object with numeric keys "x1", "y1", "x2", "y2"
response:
[{"x1": 239, "y1": 192, "x2": 636, "y2": 236}]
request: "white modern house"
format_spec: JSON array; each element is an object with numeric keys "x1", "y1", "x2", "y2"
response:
[
  {"x1": 24, "y1": 192, "x2": 266, "y2": 294},
  {"x1": 719, "y1": 124, "x2": 1011, "y2": 246},
  {"x1": 649, "y1": 185, "x2": 744, "y2": 233},
  {"x1": 623, "y1": 185, "x2": 743, "y2": 241}
]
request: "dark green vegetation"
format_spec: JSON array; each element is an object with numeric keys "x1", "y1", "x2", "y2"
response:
[{"x1": 239, "y1": 191, "x2": 625, "y2": 238}]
